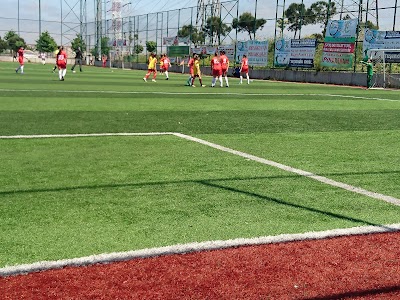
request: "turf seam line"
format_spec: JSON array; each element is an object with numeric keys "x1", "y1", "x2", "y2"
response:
[
  {"x1": 173, "y1": 133, "x2": 400, "y2": 206},
  {"x1": 1, "y1": 223, "x2": 399, "y2": 277}
]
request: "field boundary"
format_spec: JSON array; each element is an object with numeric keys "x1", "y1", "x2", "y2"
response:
[{"x1": 1, "y1": 223, "x2": 400, "y2": 277}]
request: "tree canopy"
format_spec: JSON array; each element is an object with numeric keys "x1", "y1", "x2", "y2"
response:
[
  {"x1": 145, "y1": 41, "x2": 157, "y2": 53},
  {"x1": 203, "y1": 16, "x2": 231, "y2": 45},
  {"x1": 71, "y1": 34, "x2": 87, "y2": 52},
  {"x1": 232, "y1": 12, "x2": 266, "y2": 40},
  {"x1": 36, "y1": 31, "x2": 58, "y2": 53},
  {"x1": 0, "y1": 36, "x2": 7, "y2": 53},
  {"x1": 177, "y1": 25, "x2": 205, "y2": 46},
  {"x1": 285, "y1": 3, "x2": 308, "y2": 38},
  {"x1": 91, "y1": 37, "x2": 111, "y2": 58},
  {"x1": 4, "y1": 31, "x2": 26, "y2": 53},
  {"x1": 284, "y1": 1, "x2": 337, "y2": 38}
]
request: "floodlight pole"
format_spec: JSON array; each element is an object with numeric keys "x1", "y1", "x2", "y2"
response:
[
  {"x1": 18, "y1": 0, "x2": 20, "y2": 35},
  {"x1": 39, "y1": 0, "x2": 42, "y2": 36}
]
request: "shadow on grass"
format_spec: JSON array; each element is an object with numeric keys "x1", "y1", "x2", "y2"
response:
[
  {"x1": 1, "y1": 171, "x2": 399, "y2": 229},
  {"x1": 302, "y1": 284, "x2": 400, "y2": 300},
  {"x1": 199, "y1": 180, "x2": 391, "y2": 228}
]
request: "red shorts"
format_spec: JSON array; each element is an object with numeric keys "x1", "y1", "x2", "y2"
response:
[
  {"x1": 190, "y1": 68, "x2": 194, "y2": 77},
  {"x1": 57, "y1": 62, "x2": 66, "y2": 69},
  {"x1": 212, "y1": 69, "x2": 222, "y2": 77},
  {"x1": 241, "y1": 67, "x2": 248, "y2": 74},
  {"x1": 18, "y1": 59, "x2": 24, "y2": 66},
  {"x1": 147, "y1": 68, "x2": 156, "y2": 73},
  {"x1": 222, "y1": 68, "x2": 228, "y2": 75},
  {"x1": 162, "y1": 66, "x2": 169, "y2": 71}
]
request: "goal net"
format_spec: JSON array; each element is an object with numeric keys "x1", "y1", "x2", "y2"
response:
[{"x1": 368, "y1": 49, "x2": 400, "y2": 89}]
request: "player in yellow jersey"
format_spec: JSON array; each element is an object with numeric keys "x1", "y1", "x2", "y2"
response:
[
  {"x1": 191, "y1": 54, "x2": 205, "y2": 87},
  {"x1": 143, "y1": 53, "x2": 158, "y2": 82}
]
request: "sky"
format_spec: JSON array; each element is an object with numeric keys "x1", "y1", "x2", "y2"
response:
[{"x1": 0, "y1": 0, "x2": 398, "y2": 45}]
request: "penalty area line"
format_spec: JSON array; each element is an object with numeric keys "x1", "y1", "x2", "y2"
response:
[
  {"x1": 1, "y1": 223, "x2": 400, "y2": 277},
  {"x1": 173, "y1": 133, "x2": 400, "y2": 206},
  {"x1": 2, "y1": 132, "x2": 400, "y2": 207}
]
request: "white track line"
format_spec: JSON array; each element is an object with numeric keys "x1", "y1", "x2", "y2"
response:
[
  {"x1": 1, "y1": 223, "x2": 400, "y2": 277},
  {"x1": 2, "y1": 132, "x2": 400, "y2": 207},
  {"x1": 0, "y1": 88, "x2": 398, "y2": 102}
]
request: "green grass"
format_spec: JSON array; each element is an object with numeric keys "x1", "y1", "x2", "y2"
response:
[{"x1": 1, "y1": 61, "x2": 400, "y2": 267}]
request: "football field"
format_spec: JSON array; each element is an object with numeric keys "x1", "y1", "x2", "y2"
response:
[{"x1": 1, "y1": 61, "x2": 400, "y2": 269}]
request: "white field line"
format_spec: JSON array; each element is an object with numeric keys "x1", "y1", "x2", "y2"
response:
[
  {"x1": 2, "y1": 132, "x2": 400, "y2": 206},
  {"x1": 0, "y1": 132, "x2": 173, "y2": 139},
  {"x1": 174, "y1": 133, "x2": 400, "y2": 206},
  {"x1": 1, "y1": 223, "x2": 400, "y2": 277},
  {"x1": 0, "y1": 88, "x2": 399, "y2": 102}
]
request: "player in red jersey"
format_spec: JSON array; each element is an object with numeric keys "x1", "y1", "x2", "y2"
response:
[
  {"x1": 15, "y1": 47, "x2": 25, "y2": 74},
  {"x1": 160, "y1": 54, "x2": 171, "y2": 80},
  {"x1": 56, "y1": 46, "x2": 68, "y2": 81},
  {"x1": 239, "y1": 54, "x2": 250, "y2": 84},
  {"x1": 220, "y1": 50, "x2": 230, "y2": 87},
  {"x1": 211, "y1": 52, "x2": 223, "y2": 87},
  {"x1": 186, "y1": 53, "x2": 196, "y2": 86}
]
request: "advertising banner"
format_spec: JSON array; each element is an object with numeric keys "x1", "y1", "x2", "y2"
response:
[
  {"x1": 167, "y1": 46, "x2": 190, "y2": 57},
  {"x1": 274, "y1": 39, "x2": 291, "y2": 67},
  {"x1": 324, "y1": 19, "x2": 358, "y2": 43},
  {"x1": 321, "y1": 52, "x2": 353, "y2": 68},
  {"x1": 289, "y1": 39, "x2": 316, "y2": 68},
  {"x1": 218, "y1": 45, "x2": 235, "y2": 61},
  {"x1": 363, "y1": 29, "x2": 400, "y2": 62},
  {"x1": 163, "y1": 37, "x2": 178, "y2": 46},
  {"x1": 274, "y1": 39, "x2": 316, "y2": 68}
]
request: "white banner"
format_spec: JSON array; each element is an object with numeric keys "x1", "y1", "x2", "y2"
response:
[
  {"x1": 274, "y1": 39, "x2": 291, "y2": 67},
  {"x1": 235, "y1": 40, "x2": 268, "y2": 66}
]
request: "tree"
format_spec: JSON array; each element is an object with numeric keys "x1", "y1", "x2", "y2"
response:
[
  {"x1": 285, "y1": 3, "x2": 308, "y2": 38},
  {"x1": 177, "y1": 25, "x2": 205, "y2": 46},
  {"x1": 91, "y1": 37, "x2": 111, "y2": 58},
  {"x1": 307, "y1": 1, "x2": 337, "y2": 35},
  {"x1": 71, "y1": 34, "x2": 87, "y2": 52},
  {"x1": 232, "y1": 12, "x2": 267, "y2": 40},
  {"x1": 4, "y1": 31, "x2": 26, "y2": 53},
  {"x1": 146, "y1": 41, "x2": 157, "y2": 53},
  {"x1": 134, "y1": 44, "x2": 143, "y2": 55},
  {"x1": 203, "y1": 16, "x2": 231, "y2": 45},
  {"x1": 276, "y1": 18, "x2": 288, "y2": 37},
  {"x1": 0, "y1": 36, "x2": 7, "y2": 53},
  {"x1": 36, "y1": 31, "x2": 58, "y2": 53}
]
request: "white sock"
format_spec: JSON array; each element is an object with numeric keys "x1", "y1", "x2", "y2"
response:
[
  {"x1": 225, "y1": 76, "x2": 229, "y2": 86},
  {"x1": 212, "y1": 78, "x2": 216, "y2": 86},
  {"x1": 20, "y1": 66, "x2": 24, "y2": 73},
  {"x1": 246, "y1": 74, "x2": 250, "y2": 84},
  {"x1": 165, "y1": 71, "x2": 169, "y2": 78},
  {"x1": 219, "y1": 76, "x2": 223, "y2": 86},
  {"x1": 62, "y1": 69, "x2": 67, "y2": 77},
  {"x1": 240, "y1": 75, "x2": 243, "y2": 83},
  {"x1": 59, "y1": 70, "x2": 62, "y2": 80}
]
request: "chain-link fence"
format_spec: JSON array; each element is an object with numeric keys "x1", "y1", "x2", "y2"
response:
[{"x1": 1, "y1": 0, "x2": 399, "y2": 72}]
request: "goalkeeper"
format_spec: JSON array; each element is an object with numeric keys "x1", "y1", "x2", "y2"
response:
[{"x1": 360, "y1": 58, "x2": 373, "y2": 89}]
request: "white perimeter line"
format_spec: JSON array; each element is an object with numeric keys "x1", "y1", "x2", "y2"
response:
[
  {"x1": 1, "y1": 223, "x2": 400, "y2": 277},
  {"x1": 0, "y1": 88, "x2": 398, "y2": 102},
  {"x1": 2, "y1": 132, "x2": 400, "y2": 207}
]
